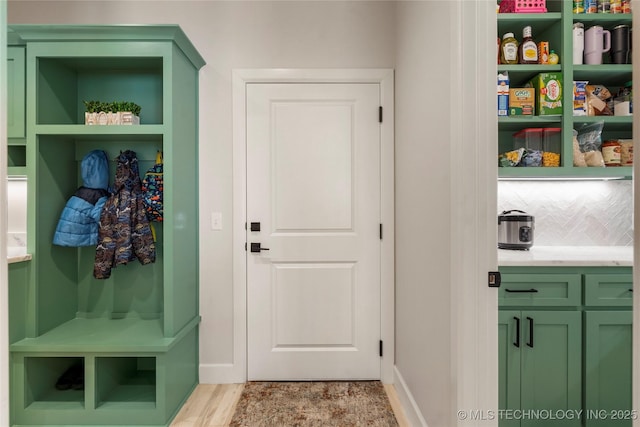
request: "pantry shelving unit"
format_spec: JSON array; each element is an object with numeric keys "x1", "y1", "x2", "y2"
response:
[
  {"x1": 497, "y1": 1, "x2": 633, "y2": 178},
  {"x1": 7, "y1": 25, "x2": 205, "y2": 426}
]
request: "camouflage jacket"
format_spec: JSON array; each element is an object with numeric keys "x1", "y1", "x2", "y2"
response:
[{"x1": 94, "y1": 150, "x2": 156, "y2": 279}]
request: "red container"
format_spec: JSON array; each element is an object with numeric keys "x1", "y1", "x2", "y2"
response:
[
  {"x1": 499, "y1": 0, "x2": 547, "y2": 13},
  {"x1": 513, "y1": 128, "x2": 544, "y2": 151}
]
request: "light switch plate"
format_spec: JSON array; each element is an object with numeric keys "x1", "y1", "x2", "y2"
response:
[{"x1": 211, "y1": 212, "x2": 222, "y2": 230}]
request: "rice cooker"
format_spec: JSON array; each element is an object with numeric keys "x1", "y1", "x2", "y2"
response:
[{"x1": 498, "y1": 210, "x2": 535, "y2": 250}]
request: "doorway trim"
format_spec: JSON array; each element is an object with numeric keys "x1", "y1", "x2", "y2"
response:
[{"x1": 230, "y1": 69, "x2": 395, "y2": 383}]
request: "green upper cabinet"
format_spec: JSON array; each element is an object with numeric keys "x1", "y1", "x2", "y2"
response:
[
  {"x1": 7, "y1": 45, "x2": 26, "y2": 139},
  {"x1": 7, "y1": 43, "x2": 27, "y2": 173},
  {"x1": 497, "y1": 1, "x2": 633, "y2": 178}
]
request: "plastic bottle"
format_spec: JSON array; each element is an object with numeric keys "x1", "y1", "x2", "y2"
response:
[
  {"x1": 519, "y1": 26, "x2": 538, "y2": 64},
  {"x1": 548, "y1": 50, "x2": 560, "y2": 65},
  {"x1": 500, "y1": 32, "x2": 519, "y2": 65}
]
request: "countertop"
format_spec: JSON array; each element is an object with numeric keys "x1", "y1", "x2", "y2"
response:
[
  {"x1": 7, "y1": 247, "x2": 31, "y2": 264},
  {"x1": 498, "y1": 245, "x2": 633, "y2": 267}
]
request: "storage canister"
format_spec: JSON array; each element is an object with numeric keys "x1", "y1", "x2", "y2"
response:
[
  {"x1": 542, "y1": 127, "x2": 561, "y2": 166},
  {"x1": 620, "y1": 139, "x2": 633, "y2": 165},
  {"x1": 602, "y1": 140, "x2": 621, "y2": 166}
]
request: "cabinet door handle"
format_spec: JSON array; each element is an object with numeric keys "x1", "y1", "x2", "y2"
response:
[
  {"x1": 526, "y1": 316, "x2": 534, "y2": 348},
  {"x1": 513, "y1": 316, "x2": 520, "y2": 348},
  {"x1": 505, "y1": 288, "x2": 538, "y2": 293}
]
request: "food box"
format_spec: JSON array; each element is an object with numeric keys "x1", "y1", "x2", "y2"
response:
[
  {"x1": 573, "y1": 81, "x2": 588, "y2": 116},
  {"x1": 509, "y1": 88, "x2": 535, "y2": 116},
  {"x1": 529, "y1": 72, "x2": 563, "y2": 116},
  {"x1": 498, "y1": 72, "x2": 510, "y2": 117}
]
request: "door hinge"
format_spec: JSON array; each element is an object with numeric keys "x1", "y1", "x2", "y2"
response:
[
  {"x1": 244, "y1": 242, "x2": 247, "y2": 251},
  {"x1": 379, "y1": 224, "x2": 383, "y2": 240},
  {"x1": 379, "y1": 340, "x2": 383, "y2": 357},
  {"x1": 378, "y1": 106, "x2": 383, "y2": 123},
  {"x1": 488, "y1": 271, "x2": 501, "y2": 288}
]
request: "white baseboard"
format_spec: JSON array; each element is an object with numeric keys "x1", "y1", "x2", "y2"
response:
[
  {"x1": 394, "y1": 366, "x2": 429, "y2": 427},
  {"x1": 199, "y1": 363, "x2": 244, "y2": 384}
]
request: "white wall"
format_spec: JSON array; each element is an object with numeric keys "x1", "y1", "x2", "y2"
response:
[
  {"x1": 7, "y1": 179, "x2": 26, "y2": 232},
  {"x1": 395, "y1": 2, "x2": 454, "y2": 426},
  {"x1": 8, "y1": 0, "x2": 397, "y2": 381}
]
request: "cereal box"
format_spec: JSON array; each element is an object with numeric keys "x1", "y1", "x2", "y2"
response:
[
  {"x1": 529, "y1": 73, "x2": 563, "y2": 116},
  {"x1": 509, "y1": 88, "x2": 535, "y2": 116},
  {"x1": 498, "y1": 72, "x2": 509, "y2": 117}
]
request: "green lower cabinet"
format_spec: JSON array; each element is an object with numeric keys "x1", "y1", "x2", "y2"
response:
[
  {"x1": 584, "y1": 311, "x2": 633, "y2": 427},
  {"x1": 9, "y1": 261, "x2": 30, "y2": 345},
  {"x1": 499, "y1": 310, "x2": 582, "y2": 427}
]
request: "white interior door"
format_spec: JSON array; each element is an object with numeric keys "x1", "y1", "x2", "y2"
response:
[{"x1": 246, "y1": 82, "x2": 381, "y2": 380}]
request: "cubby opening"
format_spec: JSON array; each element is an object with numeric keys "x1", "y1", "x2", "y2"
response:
[
  {"x1": 95, "y1": 357, "x2": 156, "y2": 409},
  {"x1": 36, "y1": 57, "x2": 163, "y2": 125},
  {"x1": 8, "y1": 145, "x2": 26, "y2": 167},
  {"x1": 34, "y1": 135, "x2": 164, "y2": 341},
  {"x1": 25, "y1": 357, "x2": 85, "y2": 409}
]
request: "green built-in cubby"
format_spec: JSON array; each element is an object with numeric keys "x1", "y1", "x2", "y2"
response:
[
  {"x1": 95, "y1": 357, "x2": 157, "y2": 408},
  {"x1": 36, "y1": 57, "x2": 163, "y2": 125},
  {"x1": 24, "y1": 357, "x2": 85, "y2": 409},
  {"x1": 8, "y1": 25, "x2": 205, "y2": 426}
]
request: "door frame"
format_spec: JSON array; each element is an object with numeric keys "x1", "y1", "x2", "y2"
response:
[
  {"x1": 231, "y1": 69, "x2": 395, "y2": 383},
  {"x1": 0, "y1": 3, "x2": 9, "y2": 424}
]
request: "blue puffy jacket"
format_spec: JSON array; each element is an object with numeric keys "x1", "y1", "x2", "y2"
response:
[{"x1": 53, "y1": 150, "x2": 110, "y2": 247}]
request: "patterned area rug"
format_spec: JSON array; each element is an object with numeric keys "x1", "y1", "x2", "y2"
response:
[{"x1": 229, "y1": 381, "x2": 399, "y2": 426}]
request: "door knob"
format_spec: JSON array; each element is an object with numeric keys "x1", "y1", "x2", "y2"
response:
[{"x1": 250, "y1": 243, "x2": 270, "y2": 253}]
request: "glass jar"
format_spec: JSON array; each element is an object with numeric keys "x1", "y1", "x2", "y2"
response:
[{"x1": 602, "y1": 140, "x2": 621, "y2": 166}]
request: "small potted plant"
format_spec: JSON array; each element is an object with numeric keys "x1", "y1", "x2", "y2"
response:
[
  {"x1": 84, "y1": 100, "x2": 141, "y2": 125},
  {"x1": 83, "y1": 100, "x2": 102, "y2": 125},
  {"x1": 115, "y1": 101, "x2": 141, "y2": 125}
]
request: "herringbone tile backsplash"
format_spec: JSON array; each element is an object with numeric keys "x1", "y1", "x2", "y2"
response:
[{"x1": 498, "y1": 181, "x2": 633, "y2": 246}]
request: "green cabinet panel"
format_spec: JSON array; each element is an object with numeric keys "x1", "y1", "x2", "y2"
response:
[
  {"x1": 499, "y1": 310, "x2": 582, "y2": 427},
  {"x1": 584, "y1": 273, "x2": 633, "y2": 307},
  {"x1": 499, "y1": 311, "x2": 522, "y2": 427},
  {"x1": 584, "y1": 311, "x2": 632, "y2": 426},
  {"x1": 7, "y1": 46, "x2": 25, "y2": 139},
  {"x1": 7, "y1": 25, "x2": 205, "y2": 427},
  {"x1": 519, "y1": 311, "x2": 582, "y2": 427},
  {"x1": 499, "y1": 273, "x2": 581, "y2": 307},
  {"x1": 8, "y1": 261, "x2": 30, "y2": 344}
]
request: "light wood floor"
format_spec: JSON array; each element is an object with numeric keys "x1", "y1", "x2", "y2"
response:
[{"x1": 171, "y1": 383, "x2": 410, "y2": 427}]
